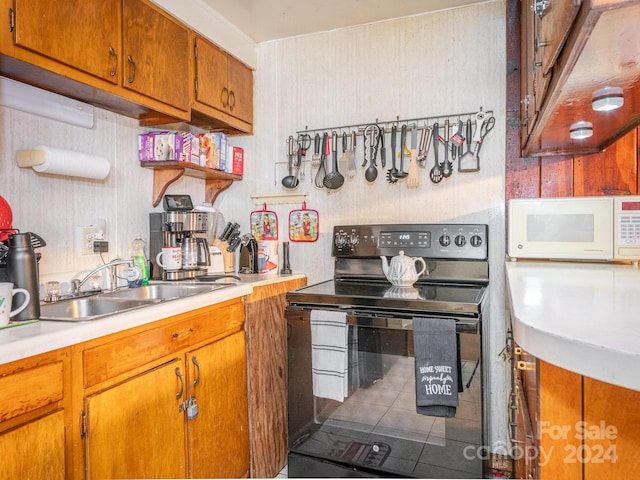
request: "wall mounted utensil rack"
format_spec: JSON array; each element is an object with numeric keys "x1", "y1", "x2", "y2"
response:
[
  {"x1": 279, "y1": 107, "x2": 495, "y2": 188},
  {"x1": 295, "y1": 108, "x2": 492, "y2": 136}
]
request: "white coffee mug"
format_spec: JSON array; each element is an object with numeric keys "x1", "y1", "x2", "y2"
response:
[
  {"x1": 156, "y1": 247, "x2": 182, "y2": 271},
  {"x1": 0, "y1": 282, "x2": 31, "y2": 326}
]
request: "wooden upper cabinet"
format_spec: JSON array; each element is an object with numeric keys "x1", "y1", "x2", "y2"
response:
[
  {"x1": 12, "y1": 0, "x2": 120, "y2": 84},
  {"x1": 227, "y1": 54, "x2": 254, "y2": 125},
  {"x1": 123, "y1": 0, "x2": 190, "y2": 112},
  {"x1": 534, "y1": 0, "x2": 582, "y2": 75},
  {"x1": 2, "y1": 0, "x2": 251, "y2": 131},
  {"x1": 521, "y1": 0, "x2": 640, "y2": 157},
  {"x1": 192, "y1": 35, "x2": 253, "y2": 133}
]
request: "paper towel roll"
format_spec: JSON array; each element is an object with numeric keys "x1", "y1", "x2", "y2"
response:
[{"x1": 16, "y1": 145, "x2": 110, "y2": 180}]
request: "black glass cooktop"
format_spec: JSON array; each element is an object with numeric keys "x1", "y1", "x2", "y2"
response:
[{"x1": 286, "y1": 279, "x2": 487, "y2": 316}]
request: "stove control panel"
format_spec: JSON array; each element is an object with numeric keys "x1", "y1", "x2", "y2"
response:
[{"x1": 333, "y1": 223, "x2": 488, "y2": 260}]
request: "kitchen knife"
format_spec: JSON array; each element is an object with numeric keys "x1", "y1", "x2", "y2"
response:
[
  {"x1": 226, "y1": 235, "x2": 241, "y2": 252},
  {"x1": 220, "y1": 222, "x2": 234, "y2": 241}
]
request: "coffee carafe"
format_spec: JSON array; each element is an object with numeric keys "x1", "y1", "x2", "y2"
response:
[{"x1": 180, "y1": 236, "x2": 210, "y2": 270}]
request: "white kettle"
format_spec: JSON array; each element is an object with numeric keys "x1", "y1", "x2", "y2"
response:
[{"x1": 380, "y1": 251, "x2": 427, "y2": 287}]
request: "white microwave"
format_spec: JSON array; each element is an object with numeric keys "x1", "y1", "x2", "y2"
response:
[{"x1": 508, "y1": 196, "x2": 640, "y2": 261}]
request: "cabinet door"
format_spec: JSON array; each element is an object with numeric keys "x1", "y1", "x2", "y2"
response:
[
  {"x1": 583, "y1": 377, "x2": 640, "y2": 478},
  {"x1": 536, "y1": 0, "x2": 581, "y2": 75},
  {"x1": 123, "y1": 0, "x2": 190, "y2": 111},
  {"x1": 187, "y1": 331, "x2": 250, "y2": 478},
  {"x1": 12, "y1": 0, "x2": 120, "y2": 83},
  {"x1": 85, "y1": 360, "x2": 187, "y2": 479},
  {"x1": 0, "y1": 410, "x2": 65, "y2": 479},
  {"x1": 227, "y1": 55, "x2": 253, "y2": 124},
  {"x1": 194, "y1": 37, "x2": 230, "y2": 114},
  {"x1": 538, "y1": 361, "x2": 582, "y2": 480}
]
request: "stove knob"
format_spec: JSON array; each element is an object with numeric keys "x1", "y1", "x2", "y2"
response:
[
  {"x1": 334, "y1": 233, "x2": 347, "y2": 248},
  {"x1": 439, "y1": 234, "x2": 451, "y2": 247},
  {"x1": 454, "y1": 234, "x2": 467, "y2": 247},
  {"x1": 350, "y1": 235, "x2": 360, "y2": 247},
  {"x1": 470, "y1": 235, "x2": 483, "y2": 247}
]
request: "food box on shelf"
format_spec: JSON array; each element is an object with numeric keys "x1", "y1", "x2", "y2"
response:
[
  {"x1": 198, "y1": 132, "x2": 227, "y2": 170},
  {"x1": 226, "y1": 146, "x2": 244, "y2": 175},
  {"x1": 138, "y1": 131, "x2": 196, "y2": 163}
]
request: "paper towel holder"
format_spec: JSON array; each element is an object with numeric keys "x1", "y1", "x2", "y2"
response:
[{"x1": 16, "y1": 146, "x2": 111, "y2": 180}]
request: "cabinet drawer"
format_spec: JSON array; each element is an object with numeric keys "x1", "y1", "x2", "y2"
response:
[
  {"x1": 0, "y1": 353, "x2": 65, "y2": 423},
  {"x1": 83, "y1": 300, "x2": 245, "y2": 388}
]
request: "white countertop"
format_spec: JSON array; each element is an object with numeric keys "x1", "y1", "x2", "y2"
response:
[
  {"x1": 0, "y1": 273, "x2": 305, "y2": 366},
  {"x1": 505, "y1": 260, "x2": 640, "y2": 391}
]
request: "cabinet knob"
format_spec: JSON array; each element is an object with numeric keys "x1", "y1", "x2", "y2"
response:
[
  {"x1": 109, "y1": 47, "x2": 118, "y2": 77},
  {"x1": 229, "y1": 90, "x2": 236, "y2": 111},
  {"x1": 192, "y1": 356, "x2": 201, "y2": 387},
  {"x1": 221, "y1": 87, "x2": 229, "y2": 108},
  {"x1": 127, "y1": 55, "x2": 136, "y2": 84},
  {"x1": 175, "y1": 367, "x2": 184, "y2": 399}
]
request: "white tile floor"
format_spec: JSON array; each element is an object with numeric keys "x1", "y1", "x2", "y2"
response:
[{"x1": 288, "y1": 356, "x2": 483, "y2": 478}]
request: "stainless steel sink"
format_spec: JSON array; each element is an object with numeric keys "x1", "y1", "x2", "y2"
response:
[
  {"x1": 39, "y1": 297, "x2": 157, "y2": 322},
  {"x1": 101, "y1": 283, "x2": 228, "y2": 301},
  {"x1": 39, "y1": 282, "x2": 233, "y2": 321}
]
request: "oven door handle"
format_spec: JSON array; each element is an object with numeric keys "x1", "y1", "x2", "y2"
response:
[{"x1": 346, "y1": 315, "x2": 479, "y2": 334}]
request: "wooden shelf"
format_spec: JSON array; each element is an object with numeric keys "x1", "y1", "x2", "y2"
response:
[{"x1": 140, "y1": 161, "x2": 242, "y2": 207}]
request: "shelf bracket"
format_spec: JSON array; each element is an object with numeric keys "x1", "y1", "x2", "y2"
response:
[
  {"x1": 205, "y1": 178, "x2": 234, "y2": 205},
  {"x1": 152, "y1": 168, "x2": 185, "y2": 207}
]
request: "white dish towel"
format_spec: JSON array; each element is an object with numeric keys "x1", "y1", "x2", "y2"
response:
[{"x1": 311, "y1": 310, "x2": 348, "y2": 402}]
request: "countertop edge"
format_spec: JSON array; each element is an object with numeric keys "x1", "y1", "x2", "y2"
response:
[
  {"x1": 0, "y1": 273, "x2": 306, "y2": 366},
  {"x1": 506, "y1": 261, "x2": 640, "y2": 391}
]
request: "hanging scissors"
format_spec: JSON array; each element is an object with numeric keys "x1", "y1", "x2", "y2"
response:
[
  {"x1": 477, "y1": 115, "x2": 495, "y2": 145},
  {"x1": 296, "y1": 133, "x2": 312, "y2": 157}
]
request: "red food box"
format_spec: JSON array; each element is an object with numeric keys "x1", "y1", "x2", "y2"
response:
[{"x1": 228, "y1": 146, "x2": 244, "y2": 175}]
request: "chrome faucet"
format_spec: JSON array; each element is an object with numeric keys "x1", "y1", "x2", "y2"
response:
[{"x1": 71, "y1": 259, "x2": 133, "y2": 294}]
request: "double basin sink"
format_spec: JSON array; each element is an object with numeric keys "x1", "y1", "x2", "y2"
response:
[{"x1": 39, "y1": 283, "x2": 232, "y2": 322}]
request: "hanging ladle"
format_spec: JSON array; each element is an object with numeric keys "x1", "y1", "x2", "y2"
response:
[{"x1": 281, "y1": 135, "x2": 299, "y2": 189}]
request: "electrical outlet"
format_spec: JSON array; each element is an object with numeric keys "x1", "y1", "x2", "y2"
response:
[
  {"x1": 93, "y1": 240, "x2": 109, "y2": 253},
  {"x1": 78, "y1": 226, "x2": 96, "y2": 255}
]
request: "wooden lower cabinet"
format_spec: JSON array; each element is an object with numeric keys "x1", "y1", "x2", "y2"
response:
[
  {"x1": 80, "y1": 299, "x2": 249, "y2": 479},
  {"x1": 85, "y1": 359, "x2": 187, "y2": 479},
  {"x1": 246, "y1": 277, "x2": 307, "y2": 478},
  {"x1": 187, "y1": 330, "x2": 249, "y2": 478},
  {"x1": 583, "y1": 377, "x2": 640, "y2": 478},
  {"x1": 0, "y1": 409, "x2": 66, "y2": 479},
  {"x1": 537, "y1": 360, "x2": 582, "y2": 480},
  {"x1": 512, "y1": 345, "x2": 640, "y2": 479},
  {"x1": 0, "y1": 348, "x2": 69, "y2": 480}
]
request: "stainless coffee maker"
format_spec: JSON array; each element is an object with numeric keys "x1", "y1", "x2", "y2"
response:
[{"x1": 149, "y1": 195, "x2": 210, "y2": 281}]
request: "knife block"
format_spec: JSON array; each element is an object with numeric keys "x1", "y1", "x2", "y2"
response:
[{"x1": 211, "y1": 238, "x2": 236, "y2": 273}]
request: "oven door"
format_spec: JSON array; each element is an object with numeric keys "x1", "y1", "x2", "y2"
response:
[{"x1": 286, "y1": 306, "x2": 484, "y2": 478}]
